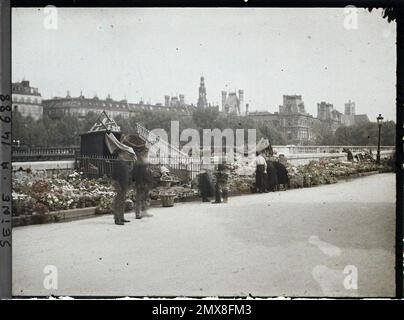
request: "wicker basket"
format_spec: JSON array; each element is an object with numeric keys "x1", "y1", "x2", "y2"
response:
[
  {"x1": 160, "y1": 180, "x2": 172, "y2": 188},
  {"x1": 161, "y1": 194, "x2": 175, "y2": 207}
]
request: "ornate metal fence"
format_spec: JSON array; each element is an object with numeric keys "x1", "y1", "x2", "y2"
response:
[
  {"x1": 75, "y1": 155, "x2": 201, "y2": 182},
  {"x1": 74, "y1": 155, "x2": 116, "y2": 179},
  {"x1": 12, "y1": 146, "x2": 80, "y2": 162}
]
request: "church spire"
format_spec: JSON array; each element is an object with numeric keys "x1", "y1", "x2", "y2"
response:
[{"x1": 197, "y1": 76, "x2": 208, "y2": 108}]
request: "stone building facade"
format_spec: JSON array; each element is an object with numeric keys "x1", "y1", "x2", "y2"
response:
[
  {"x1": 317, "y1": 100, "x2": 369, "y2": 132},
  {"x1": 164, "y1": 94, "x2": 186, "y2": 107},
  {"x1": 43, "y1": 93, "x2": 194, "y2": 120},
  {"x1": 42, "y1": 75, "x2": 218, "y2": 121},
  {"x1": 12, "y1": 80, "x2": 43, "y2": 120},
  {"x1": 248, "y1": 95, "x2": 369, "y2": 144},
  {"x1": 317, "y1": 101, "x2": 345, "y2": 133},
  {"x1": 221, "y1": 89, "x2": 244, "y2": 115},
  {"x1": 249, "y1": 95, "x2": 317, "y2": 144}
]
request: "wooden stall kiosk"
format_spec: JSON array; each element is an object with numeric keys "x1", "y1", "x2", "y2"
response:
[{"x1": 76, "y1": 112, "x2": 122, "y2": 177}]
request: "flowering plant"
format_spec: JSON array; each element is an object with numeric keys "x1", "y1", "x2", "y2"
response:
[{"x1": 13, "y1": 170, "x2": 115, "y2": 216}]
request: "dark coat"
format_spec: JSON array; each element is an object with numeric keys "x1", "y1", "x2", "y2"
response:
[
  {"x1": 199, "y1": 172, "x2": 214, "y2": 198},
  {"x1": 255, "y1": 164, "x2": 266, "y2": 192},
  {"x1": 266, "y1": 160, "x2": 278, "y2": 191},
  {"x1": 112, "y1": 159, "x2": 133, "y2": 189},
  {"x1": 132, "y1": 160, "x2": 153, "y2": 189},
  {"x1": 272, "y1": 161, "x2": 289, "y2": 186}
]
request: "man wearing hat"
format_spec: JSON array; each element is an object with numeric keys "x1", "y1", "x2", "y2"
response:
[
  {"x1": 107, "y1": 133, "x2": 150, "y2": 225},
  {"x1": 212, "y1": 154, "x2": 230, "y2": 204},
  {"x1": 119, "y1": 134, "x2": 153, "y2": 220},
  {"x1": 106, "y1": 133, "x2": 137, "y2": 225},
  {"x1": 131, "y1": 147, "x2": 153, "y2": 219},
  {"x1": 110, "y1": 151, "x2": 135, "y2": 225}
]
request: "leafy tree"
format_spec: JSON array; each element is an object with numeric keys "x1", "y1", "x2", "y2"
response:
[
  {"x1": 192, "y1": 106, "x2": 220, "y2": 130},
  {"x1": 334, "y1": 126, "x2": 353, "y2": 145},
  {"x1": 334, "y1": 121, "x2": 395, "y2": 146},
  {"x1": 380, "y1": 120, "x2": 396, "y2": 145},
  {"x1": 311, "y1": 121, "x2": 336, "y2": 145},
  {"x1": 257, "y1": 123, "x2": 285, "y2": 145}
]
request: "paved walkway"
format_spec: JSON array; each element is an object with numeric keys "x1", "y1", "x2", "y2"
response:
[{"x1": 13, "y1": 173, "x2": 395, "y2": 297}]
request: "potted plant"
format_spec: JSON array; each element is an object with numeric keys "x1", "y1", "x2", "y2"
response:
[{"x1": 160, "y1": 192, "x2": 176, "y2": 207}]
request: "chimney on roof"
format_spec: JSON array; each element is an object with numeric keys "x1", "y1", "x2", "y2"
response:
[
  {"x1": 179, "y1": 94, "x2": 185, "y2": 106},
  {"x1": 238, "y1": 89, "x2": 244, "y2": 115},
  {"x1": 221, "y1": 91, "x2": 227, "y2": 113},
  {"x1": 164, "y1": 95, "x2": 170, "y2": 107}
]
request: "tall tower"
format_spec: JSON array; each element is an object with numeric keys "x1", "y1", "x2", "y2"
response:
[
  {"x1": 164, "y1": 95, "x2": 170, "y2": 107},
  {"x1": 197, "y1": 76, "x2": 208, "y2": 108},
  {"x1": 344, "y1": 100, "x2": 356, "y2": 115},
  {"x1": 221, "y1": 91, "x2": 227, "y2": 112},
  {"x1": 238, "y1": 89, "x2": 244, "y2": 115},
  {"x1": 179, "y1": 94, "x2": 185, "y2": 106}
]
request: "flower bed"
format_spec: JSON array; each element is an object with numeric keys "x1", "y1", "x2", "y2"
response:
[
  {"x1": 286, "y1": 159, "x2": 387, "y2": 189},
  {"x1": 12, "y1": 171, "x2": 115, "y2": 217},
  {"x1": 12, "y1": 170, "x2": 199, "y2": 217},
  {"x1": 149, "y1": 186, "x2": 198, "y2": 201},
  {"x1": 12, "y1": 158, "x2": 392, "y2": 217}
]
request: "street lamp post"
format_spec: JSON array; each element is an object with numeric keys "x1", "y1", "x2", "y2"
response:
[{"x1": 376, "y1": 114, "x2": 384, "y2": 164}]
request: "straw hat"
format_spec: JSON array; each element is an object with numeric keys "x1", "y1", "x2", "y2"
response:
[{"x1": 120, "y1": 134, "x2": 148, "y2": 152}]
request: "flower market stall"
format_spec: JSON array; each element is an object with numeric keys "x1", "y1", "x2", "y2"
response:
[{"x1": 12, "y1": 154, "x2": 393, "y2": 226}]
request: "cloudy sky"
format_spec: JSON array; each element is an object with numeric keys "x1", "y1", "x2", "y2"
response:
[{"x1": 12, "y1": 8, "x2": 396, "y2": 120}]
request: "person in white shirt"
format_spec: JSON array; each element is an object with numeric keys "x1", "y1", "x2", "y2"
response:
[{"x1": 254, "y1": 152, "x2": 267, "y2": 193}]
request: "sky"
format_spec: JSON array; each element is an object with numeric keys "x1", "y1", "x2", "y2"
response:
[{"x1": 12, "y1": 8, "x2": 397, "y2": 121}]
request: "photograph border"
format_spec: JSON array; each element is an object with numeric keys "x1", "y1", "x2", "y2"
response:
[{"x1": 1, "y1": 0, "x2": 403, "y2": 300}]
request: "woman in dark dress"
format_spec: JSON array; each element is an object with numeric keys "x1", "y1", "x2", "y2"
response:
[
  {"x1": 266, "y1": 160, "x2": 278, "y2": 192},
  {"x1": 273, "y1": 161, "x2": 289, "y2": 190}
]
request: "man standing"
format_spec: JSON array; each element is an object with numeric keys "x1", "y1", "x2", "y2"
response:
[
  {"x1": 254, "y1": 152, "x2": 267, "y2": 193},
  {"x1": 111, "y1": 150, "x2": 135, "y2": 225},
  {"x1": 199, "y1": 156, "x2": 214, "y2": 202},
  {"x1": 106, "y1": 132, "x2": 138, "y2": 225},
  {"x1": 132, "y1": 148, "x2": 153, "y2": 219},
  {"x1": 212, "y1": 160, "x2": 230, "y2": 204}
]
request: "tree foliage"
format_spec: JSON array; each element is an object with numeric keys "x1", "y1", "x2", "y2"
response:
[
  {"x1": 312, "y1": 121, "x2": 336, "y2": 145},
  {"x1": 13, "y1": 109, "x2": 395, "y2": 148},
  {"x1": 333, "y1": 121, "x2": 395, "y2": 146}
]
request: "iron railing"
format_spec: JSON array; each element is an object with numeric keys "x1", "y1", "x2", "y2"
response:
[
  {"x1": 75, "y1": 155, "x2": 201, "y2": 181},
  {"x1": 13, "y1": 145, "x2": 396, "y2": 162},
  {"x1": 12, "y1": 146, "x2": 80, "y2": 161}
]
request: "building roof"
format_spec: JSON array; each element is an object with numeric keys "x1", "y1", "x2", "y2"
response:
[
  {"x1": 42, "y1": 95, "x2": 195, "y2": 115},
  {"x1": 354, "y1": 114, "x2": 370, "y2": 123},
  {"x1": 224, "y1": 93, "x2": 239, "y2": 112},
  {"x1": 248, "y1": 111, "x2": 273, "y2": 116},
  {"x1": 12, "y1": 81, "x2": 41, "y2": 96}
]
